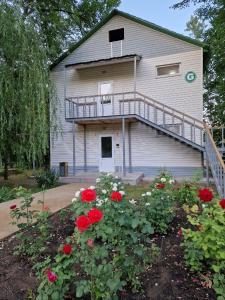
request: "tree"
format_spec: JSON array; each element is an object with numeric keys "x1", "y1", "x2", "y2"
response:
[
  {"x1": 172, "y1": 0, "x2": 225, "y2": 126},
  {"x1": 12, "y1": 0, "x2": 121, "y2": 62},
  {"x1": 185, "y1": 15, "x2": 205, "y2": 40},
  {"x1": 0, "y1": 3, "x2": 56, "y2": 179}
]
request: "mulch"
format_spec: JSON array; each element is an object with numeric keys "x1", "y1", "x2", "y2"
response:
[{"x1": 0, "y1": 207, "x2": 216, "y2": 300}]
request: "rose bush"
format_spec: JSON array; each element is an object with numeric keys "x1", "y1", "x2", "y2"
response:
[
  {"x1": 182, "y1": 190, "x2": 225, "y2": 299},
  {"x1": 140, "y1": 172, "x2": 176, "y2": 233},
  {"x1": 36, "y1": 174, "x2": 159, "y2": 299}
]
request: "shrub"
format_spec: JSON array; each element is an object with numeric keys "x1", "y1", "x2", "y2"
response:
[
  {"x1": 140, "y1": 172, "x2": 176, "y2": 233},
  {"x1": 9, "y1": 187, "x2": 51, "y2": 260},
  {"x1": 36, "y1": 174, "x2": 159, "y2": 300},
  {"x1": 35, "y1": 169, "x2": 59, "y2": 189},
  {"x1": 182, "y1": 190, "x2": 225, "y2": 299}
]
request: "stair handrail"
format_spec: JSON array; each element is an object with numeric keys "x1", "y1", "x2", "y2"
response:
[
  {"x1": 205, "y1": 124, "x2": 225, "y2": 171},
  {"x1": 205, "y1": 123, "x2": 225, "y2": 197},
  {"x1": 136, "y1": 91, "x2": 203, "y2": 128}
]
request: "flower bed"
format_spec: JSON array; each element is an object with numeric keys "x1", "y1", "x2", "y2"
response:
[{"x1": 1, "y1": 172, "x2": 221, "y2": 299}]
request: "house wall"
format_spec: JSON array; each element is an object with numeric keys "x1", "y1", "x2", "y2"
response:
[
  {"x1": 51, "y1": 122, "x2": 202, "y2": 177},
  {"x1": 50, "y1": 14, "x2": 203, "y2": 176}
]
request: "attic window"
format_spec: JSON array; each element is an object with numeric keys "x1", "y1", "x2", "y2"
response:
[
  {"x1": 109, "y1": 28, "x2": 124, "y2": 42},
  {"x1": 157, "y1": 63, "x2": 180, "y2": 77}
]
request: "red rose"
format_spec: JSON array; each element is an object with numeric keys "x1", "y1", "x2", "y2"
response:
[
  {"x1": 156, "y1": 183, "x2": 165, "y2": 189},
  {"x1": 87, "y1": 208, "x2": 103, "y2": 224},
  {"x1": 10, "y1": 204, "x2": 17, "y2": 210},
  {"x1": 75, "y1": 215, "x2": 90, "y2": 232},
  {"x1": 81, "y1": 189, "x2": 96, "y2": 203},
  {"x1": 63, "y1": 244, "x2": 72, "y2": 255},
  {"x1": 177, "y1": 228, "x2": 182, "y2": 237},
  {"x1": 47, "y1": 270, "x2": 57, "y2": 283},
  {"x1": 111, "y1": 191, "x2": 122, "y2": 202},
  {"x1": 87, "y1": 238, "x2": 94, "y2": 248},
  {"x1": 219, "y1": 199, "x2": 225, "y2": 209},
  {"x1": 198, "y1": 188, "x2": 213, "y2": 202}
]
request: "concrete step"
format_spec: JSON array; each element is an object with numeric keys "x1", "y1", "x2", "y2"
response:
[{"x1": 59, "y1": 172, "x2": 144, "y2": 186}]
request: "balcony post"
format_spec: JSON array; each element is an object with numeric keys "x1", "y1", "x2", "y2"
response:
[
  {"x1": 134, "y1": 56, "x2": 137, "y2": 98},
  {"x1": 72, "y1": 120, "x2": 76, "y2": 175},
  {"x1": 122, "y1": 117, "x2": 126, "y2": 177},
  {"x1": 84, "y1": 124, "x2": 87, "y2": 172},
  {"x1": 128, "y1": 122, "x2": 132, "y2": 173},
  {"x1": 64, "y1": 67, "x2": 67, "y2": 119}
]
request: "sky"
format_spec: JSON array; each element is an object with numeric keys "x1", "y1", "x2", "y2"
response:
[{"x1": 119, "y1": 0, "x2": 197, "y2": 35}]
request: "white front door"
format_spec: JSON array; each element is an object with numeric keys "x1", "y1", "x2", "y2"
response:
[
  {"x1": 98, "y1": 82, "x2": 113, "y2": 116},
  {"x1": 99, "y1": 135, "x2": 115, "y2": 172}
]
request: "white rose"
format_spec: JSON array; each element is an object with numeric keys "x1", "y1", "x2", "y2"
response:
[
  {"x1": 119, "y1": 191, "x2": 125, "y2": 196},
  {"x1": 146, "y1": 192, "x2": 151, "y2": 196},
  {"x1": 102, "y1": 189, "x2": 107, "y2": 194},
  {"x1": 112, "y1": 186, "x2": 117, "y2": 191},
  {"x1": 96, "y1": 178, "x2": 100, "y2": 183},
  {"x1": 104, "y1": 198, "x2": 108, "y2": 202},
  {"x1": 75, "y1": 191, "x2": 80, "y2": 198},
  {"x1": 72, "y1": 198, "x2": 77, "y2": 203},
  {"x1": 89, "y1": 186, "x2": 95, "y2": 190},
  {"x1": 169, "y1": 179, "x2": 175, "y2": 184},
  {"x1": 129, "y1": 199, "x2": 137, "y2": 205},
  {"x1": 113, "y1": 182, "x2": 117, "y2": 186},
  {"x1": 80, "y1": 188, "x2": 85, "y2": 191},
  {"x1": 145, "y1": 202, "x2": 150, "y2": 206},
  {"x1": 142, "y1": 193, "x2": 146, "y2": 197},
  {"x1": 161, "y1": 178, "x2": 166, "y2": 183}
]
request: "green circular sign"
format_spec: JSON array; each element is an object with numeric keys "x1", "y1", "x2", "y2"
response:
[{"x1": 185, "y1": 71, "x2": 197, "y2": 83}]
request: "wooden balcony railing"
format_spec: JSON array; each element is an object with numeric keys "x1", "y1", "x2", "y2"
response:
[{"x1": 65, "y1": 91, "x2": 204, "y2": 147}]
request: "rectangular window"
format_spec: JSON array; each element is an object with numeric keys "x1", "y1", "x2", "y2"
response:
[
  {"x1": 109, "y1": 28, "x2": 124, "y2": 42},
  {"x1": 157, "y1": 64, "x2": 180, "y2": 77}
]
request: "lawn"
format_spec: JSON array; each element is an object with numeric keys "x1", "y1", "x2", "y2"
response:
[
  {"x1": 0, "y1": 173, "x2": 223, "y2": 300},
  {"x1": 0, "y1": 170, "x2": 61, "y2": 203}
]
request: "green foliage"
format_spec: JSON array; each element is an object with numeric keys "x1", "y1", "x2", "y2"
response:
[
  {"x1": 35, "y1": 169, "x2": 59, "y2": 189},
  {"x1": 0, "y1": 3, "x2": 57, "y2": 178},
  {"x1": 182, "y1": 200, "x2": 225, "y2": 298},
  {"x1": 9, "y1": 188, "x2": 51, "y2": 261},
  {"x1": 11, "y1": 0, "x2": 121, "y2": 62},
  {"x1": 36, "y1": 174, "x2": 159, "y2": 299},
  {"x1": 140, "y1": 172, "x2": 176, "y2": 233},
  {"x1": 185, "y1": 15, "x2": 205, "y2": 40},
  {"x1": 0, "y1": 186, "x2": 18, "y2": 203}
]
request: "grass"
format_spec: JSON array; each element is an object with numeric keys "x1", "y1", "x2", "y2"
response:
[
  {"x1": 0, "y1": 171, "x2": 61, "y2": 203},
  {"x1": 124, "y1": 181, "x2": 150, "y2": 199}
]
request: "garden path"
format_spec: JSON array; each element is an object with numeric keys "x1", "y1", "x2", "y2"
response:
[{"x1": 0, "y1": 183, "x2": 88, "y2": 240}]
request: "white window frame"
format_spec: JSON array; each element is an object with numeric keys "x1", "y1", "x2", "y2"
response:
[{"x1": 156, "y1": 63, "x2": 181, "y2": 78}]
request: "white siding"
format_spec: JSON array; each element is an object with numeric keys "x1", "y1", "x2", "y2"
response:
[{"x1": 50, "y1": 14, "x2": 203, "y2": 174}]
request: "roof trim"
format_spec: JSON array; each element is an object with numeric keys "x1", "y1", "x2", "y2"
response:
[
  {"x1": 50, "y1": 9, "x2": 206, "y2": 70},
  {"x1": 65, "y1": 54, "x2": 141, "y2": 69}
]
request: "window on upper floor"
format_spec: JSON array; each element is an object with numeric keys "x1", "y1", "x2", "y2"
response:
[
  {"x1": 156, "y1": 63, "x2": 180, "y2": 77},
  {"x1": 109, "y1": 28, "x2": 124, "y2": 42}
]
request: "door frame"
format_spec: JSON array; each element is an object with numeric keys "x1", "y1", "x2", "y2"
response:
[
  {"x1": 99, "y1": 134, "x2": 115, "y2": 172},
  {"x1": 98, "y1": 81, "x2": 114, "y2": 95}
]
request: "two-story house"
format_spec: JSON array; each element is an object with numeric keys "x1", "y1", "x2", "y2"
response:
[{"x1": 50, "y1": 9, "x2": 206, "y2": 179}]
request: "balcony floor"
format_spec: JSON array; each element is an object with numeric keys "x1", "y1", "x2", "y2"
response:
[{"x1": 66, "y1": 114, "x2": 138, "y2": 125}]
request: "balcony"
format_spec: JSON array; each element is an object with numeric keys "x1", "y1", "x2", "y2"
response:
[{"x1": 64, "y1": 91, "x2": 204, "y2": 150}]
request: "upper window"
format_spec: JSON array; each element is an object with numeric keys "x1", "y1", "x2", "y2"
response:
[
  {"x1": 156, "y1": 64, "x2": 180, "y2": 77},
  {"x1": 109, "y1": 28, "x2": 124, "y2": 42}
]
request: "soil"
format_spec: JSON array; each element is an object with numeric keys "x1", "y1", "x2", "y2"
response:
[{"x1": 0, "y1": 207, "x2": 216, "y2": 300}]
